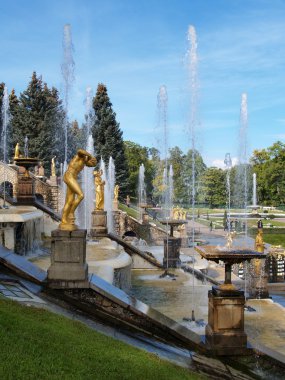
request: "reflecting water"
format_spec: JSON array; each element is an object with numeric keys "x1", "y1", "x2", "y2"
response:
[{"x1": 130, "y1": 269, "x2": 210, "y2": 327}]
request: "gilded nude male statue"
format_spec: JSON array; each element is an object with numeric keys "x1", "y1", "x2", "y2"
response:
[{"x1": 60, "y1": 149, "x2": 97, "y2": 230}]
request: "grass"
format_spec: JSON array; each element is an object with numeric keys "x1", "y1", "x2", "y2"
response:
[
  {"x1": 0, "y1": 299, "x2": 203, "y2": 380},
  {"x1": 262, "y1": 234, "x2": 285, "y2": 247},
  {"x1": 119, "y1": 203, "x2": 140, "y2": 219}
]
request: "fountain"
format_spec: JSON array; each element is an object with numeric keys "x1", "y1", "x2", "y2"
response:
[
  {"x1": 138, "y1": 163, "x2": 149, "y2": 223},
  {"x1": 78, "y1": 87, "x2": 95, "y2": 231},
  {"x1": 61, "y1": 24, "x2": 75, "y2": 167},
  {"x1": 1, "y1": 85, "x2": 10, "y2": 208},
  {"x1": 14, "y1": 137, "x2": 39, "y2": 204},
  {"x1": 106, "y1": 156, "x2": 115, "y2": 233},
  {"x1": 195, "y1": 243, "x2": 266, "y2": 354},
  {"x1": 224, "y1": 153, "x2": 232, "y2": 231}
]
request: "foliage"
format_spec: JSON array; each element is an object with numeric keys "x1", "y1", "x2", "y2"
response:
[
  {"x1": 199, "y1": 167, "x2": 226, "y2": 208},
  {"x1": 68, "y1": 120, "x2": 86, "y2": 159},
  {"x1": 250, "y1": 141, "x2": 285, "y2": 206},
  {"x1": 152, "y1": 147, "x2": 206, "y2": 205},
  {"x1": 9, "y1": 72, "x2": 65, "y2": 175},
  {"x1": 124, "y1": 140, "x2": 155, "y2": 198},
  {"x1": 230, "y1": 163, "x2": 253, "y2": 208},
  {"x1": 0, "y1": 299, "x2": 201, "y2": 380},
  {"x1": 92, "y1": 83, "x2": 129, "y2": 196}
]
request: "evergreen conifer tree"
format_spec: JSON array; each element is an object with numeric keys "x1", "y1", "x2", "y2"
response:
[
  {"x1": 9, "y1": 72, "x2": 65, "y2": 175},
  {"x1": 92, "y1": 83, "x2": 129, "y2": 196}
]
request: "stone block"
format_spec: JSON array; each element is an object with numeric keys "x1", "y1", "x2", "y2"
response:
[
  {"x1": 90, "y1": 210, "x2": 107, "y2": 237},
  {"x1": 206, "y1": 290, "x2": 247, "y2": 354},
  {"x1": 47, "y1": 228, "x2": 88, "y2": 288},
  {"x1": 163, "y1": 237, "x2": 181, "y2": 268}
]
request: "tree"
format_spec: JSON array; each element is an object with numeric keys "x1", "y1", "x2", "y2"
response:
[
  {"x1": 182, "y1": 149, "x2": 206, "y2": 205},
  {"x1": 250, "y1": 141, "x2": 285, "y2": 205},
  {"x1": 200, "y1": 167, "x2": 226, "y2": 208},
  {"x1": 92, "y1": 83, "x2": 129, "y2": 196},
  {"x1": 168, "y1": 146, "x2": 185, "y2": 203},
  {"x1": 9, "y1": 72, "x2": 65, "y2": 175},
  {"x1": 124, "y1": 141, "x2": 155, "y2": 198}
]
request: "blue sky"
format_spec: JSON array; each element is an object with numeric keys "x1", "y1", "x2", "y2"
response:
[{"x1": 1, "y1": 0, "x2": 285, "y2": 166}]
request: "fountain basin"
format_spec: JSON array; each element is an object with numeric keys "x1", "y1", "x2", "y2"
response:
[
  {"x1": 14, "y1": 157, "x2": 39, "y2": 177},
  {"x1": 195, "y1": 245, "x2": 267, "y2": 294},
  {"x1": 195, "y1": 245, "x2": 266, "y2": 264}
]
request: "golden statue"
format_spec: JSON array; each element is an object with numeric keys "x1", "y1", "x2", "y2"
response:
[
  {"x1": 225, "y1": 231, "x2": 235, "y2": 249},
  {"x1": 60, "y1": 149, "x2": 96, "y2": 231},
  {"x1": 94, "y1": 169, "x2": 105, "y2": 210},
  {"x1": 51, "y1": 156, "x2": 56, "y2": 177},
  {"x1": 114, "y1": 184, "x2": 119, "y2": 201},
  {"x1": 172, "y1": 206, "x2": 180, "y2": 220},
  {"x1": 14, "y1": 143, "x2": 20, "y2": 159},
  {"x1": 255, "y1": 229, "x2": 265, "y2": 253}
]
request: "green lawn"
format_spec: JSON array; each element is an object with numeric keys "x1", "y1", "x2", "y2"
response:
[
  {"x1": 0, "y1": 299, "x2": 203, "y2": 380},
  {"x1": 262, "y1": 234, "x2": 285, "y2": 247},
  {"x1": 119, "y1": 203, "x2": 140, "y2": 219}
]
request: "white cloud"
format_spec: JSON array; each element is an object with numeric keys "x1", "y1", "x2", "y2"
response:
[{"x1": 211, "y1": 157, "x2": 238, "y2": 169}]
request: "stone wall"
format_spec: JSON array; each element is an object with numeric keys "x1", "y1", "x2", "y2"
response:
[{"x1": 113, "y1": 210, "x2": 167, "y2": 245}]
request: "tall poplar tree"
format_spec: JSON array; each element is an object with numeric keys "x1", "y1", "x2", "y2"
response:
[{"x1": 92, "y1": 83, "x2": 129, "y2": 196}]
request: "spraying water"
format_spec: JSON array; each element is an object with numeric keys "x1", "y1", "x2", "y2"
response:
[
  {"x1": 157, "y1": 85, "x2": 170, "y2": 214},
  {"x1": 238, "y1": 93, "x2": 249, "y2": 236},
  {"x1": 106, "y1": 157, "x2": 115, "y2": 233},
  {"x1": 224, "y1": 153, "x2": 232, "y2": 231},
  {"x1": 78, "y1": 87, "x2": 95, "y2": 231},
  {"x1": 237, "y1": 93, "x2": 249, "y2": 297},
  {"x1": 162, "y1": 165, "x2": 174, "y2": 219},
  {"x1": 2, "y1": 86, "x2": 9, "y2": 163},
  {"x1": 138, "y1": 164, "x2": 146, "y2": 221},
  {"x1": 98, "y1": 158, "x2": 116, "y2": 233},
  {"x1": 186, "y1": 25, "x2": 199, "y2": 321},
  {"x1": 253, "y1": 173, "x2": 257, "y2": 207},
  {"x1": 61, "y1": 23, "x2": 75, "y2": 166},
  {"x1": 24, "y1": 136, "x2": 29, "y2": 157},
  {"x1": 1, "y1": 86, "x2": 9, "y2": 207}
]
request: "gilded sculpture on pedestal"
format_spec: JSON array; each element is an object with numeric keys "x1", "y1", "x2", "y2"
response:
[
  {"x1": 94, "y1": 169, "x2": 105, "y2": 210},
  {"x1": 255, "y1": 229, "x2": 265, "y2": 253},
  {"x1": 51, "y1": 156, "x2": 56, "y2": 176},
  {"x1": 60, "y1": 149, "x2": 96, "y2": 231},
  {"x1": 114, "y1": 184, "x2": 119, "y2": 202},
  {"x1": 14, "y1": 143, "x2": 20, "y2": 159}
]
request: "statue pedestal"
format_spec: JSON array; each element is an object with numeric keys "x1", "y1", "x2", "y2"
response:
[
  {"x1": 90, "y1": 210, "x2": 108, "y2": 237},
  {"x1": 49, "y1": 175, "x2": 57, "y2": 186},
  {"x1": 163, "y1": 237, "x2": 181, "y2": 268},
  {"x1": 17, "y1": 176, "x2": 35, "y2": 204},
  {"x1": 47, "y1": 229, "x2": 89, "y2": 289},
  {"x1": 113, "y1": 200, "x2": 118, "y2": 211},
  {"x1": 142, "y1": 212, "x2": 149, "y2": 224},
  {"x1": 205, "y1": 289, "x2": 247, "y2": 355}
]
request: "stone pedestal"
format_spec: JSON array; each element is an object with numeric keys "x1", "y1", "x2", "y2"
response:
[
  {"x1": 206, "y1": 289, "x2": 247, "y2": 355},
  {"x1": 47, "y1": 229, "x2": 89, "y2": 288},
  {"x1": 90, "y1": 210, "x2": 108, "y2": 237},
  {"x1": 163, "y1": 237, "x2": 181, "y2": 268},
  {"x1": 113, "y1": 200, "x2": 118, "y2": 211},
  {"x1": 49, "y1": 175, "x2": 57, "y2": 186},
  {"x1": 17, "y1": 177, "x2": 35, "y2": 204},
  {"x1": 142, "y1": 212, "x2": 149, "y2": 224}
]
